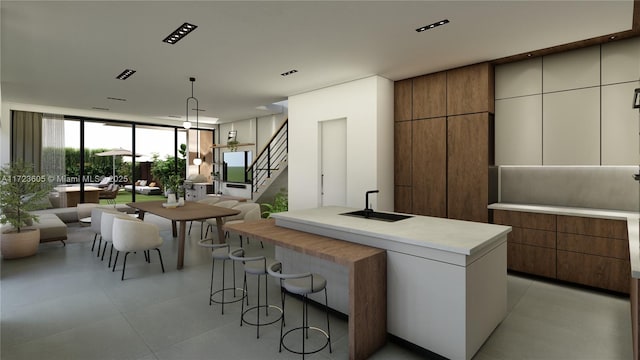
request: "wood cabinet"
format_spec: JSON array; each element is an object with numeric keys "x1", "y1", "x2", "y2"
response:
[
  {"x1": 493, "y1": 209, "x2": 631, "y2": 294},
  {"x1": 394, "y1": 62, "x2": 495, "y2": 221},
  {"x1": 394, "y1": 121, "x2": 412, "y2": 187},
  {"x1": 413, "y1": 72, "x2": 446, "y2": 119},
  {"x1": 556, "y1": 215, "x2": 630, "y2": 293},
  {"x1": 494, "y1": 209, "x2": 557, "y2": 278},
  {"x1": 447, "y1": 113, "x2": 492, "y2": 222},
  {"x1": 447, "y1": 63, "x2": 495, "y2": 116},
  {"x1": 412, "y1": 118, "x2": 446, "y2": 218},
  {"x1": 394, "y1": 79, "x2": 412, "y2": 122},
  {"x1": 394, "y1": 120, "x2": 412, "y2": 213}
]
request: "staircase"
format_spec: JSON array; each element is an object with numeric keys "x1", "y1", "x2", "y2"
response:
[{"x1": 248, "y1": 119, "x2": 288, "y2": 201}]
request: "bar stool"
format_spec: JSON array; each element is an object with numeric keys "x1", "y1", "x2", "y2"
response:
[
  {"x1": 267, "y1": 261, "x2": 332, "y2": 358},
  {"x1": 228, "y1": 249, "x2": 282, "y2": 339},
  {"x1": 197, "y1": 238, "x2": 245, "y2": 314}
]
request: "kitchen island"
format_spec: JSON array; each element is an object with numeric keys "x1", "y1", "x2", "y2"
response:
[{"x1": 271, "y1": 206, "x2": 511, "y2": 360}]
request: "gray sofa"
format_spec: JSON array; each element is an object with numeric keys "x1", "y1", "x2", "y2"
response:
[{"x1": 0, "y1": 213, "x2": 68, "y2": 245}]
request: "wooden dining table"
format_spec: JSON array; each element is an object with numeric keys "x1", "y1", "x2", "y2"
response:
[{"x1": 126, "y1": 200, "x2": 240, "y2": 269}]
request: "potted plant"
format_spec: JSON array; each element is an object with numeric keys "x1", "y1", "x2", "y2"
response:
[
  {"x1": 0, "y1": 161, "x2": 51, "y2": 259},
  {"x1": 261, "y1": 189, "x2": 288, "y2": 218},
  {"x1": 227, "y1": 140, "x2": 239, "y2": 152}
]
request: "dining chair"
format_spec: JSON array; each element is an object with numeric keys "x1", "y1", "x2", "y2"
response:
[
  {"x1": 204, "y1": 200, "x2": 239, "y2": 239},
  {"x1": 111, "y1": 217, "x2": 165, "y2": 280}
]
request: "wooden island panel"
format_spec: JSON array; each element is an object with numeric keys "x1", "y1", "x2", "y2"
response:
[{"x1": 224, "y1": 219, "x2": 387, "y2": 360}]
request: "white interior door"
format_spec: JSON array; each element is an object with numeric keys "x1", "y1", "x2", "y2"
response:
[{"x1": 321, "y1": 118, "x2": 347, "y2": 206}]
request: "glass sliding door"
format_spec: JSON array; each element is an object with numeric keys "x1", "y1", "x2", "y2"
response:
[
  {"x1": 83, "y1": 120, "x2": 133, "y2": 205},
  {"x1": 136, "y1": 125, "x2": 187, "y2": 201}
]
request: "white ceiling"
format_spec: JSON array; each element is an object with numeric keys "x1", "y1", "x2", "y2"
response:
[{"x1": 1, "y1": 1, "x2": 634, "y2": 125}]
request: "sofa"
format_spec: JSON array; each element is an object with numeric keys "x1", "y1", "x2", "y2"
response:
[
  {"x1": 124, "y1": 180, "x2": 162, "y2": 195},
  {"x1": 0, "y1": 213, "x2": 67, "y2": 245}
]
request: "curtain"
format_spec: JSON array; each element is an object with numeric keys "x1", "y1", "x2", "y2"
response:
[
  {"x1": 41, "y1": 113, "x2": 66, "y2": 185},
  {"x1": 11, "y1": 111, "x2": 43, "y2": 170}
]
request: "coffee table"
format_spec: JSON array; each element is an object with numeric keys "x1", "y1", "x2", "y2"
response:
[{"x1": 127, "y1": 200, "x2": 240, "y2": 269}]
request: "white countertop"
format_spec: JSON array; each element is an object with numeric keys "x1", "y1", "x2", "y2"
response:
[
  {"x1": 271, "y1": 206, "x2": 511, "y2": 256},
  {"x1": 488, "y1": 202, "x2": 640, "y2": 279},
  {"x1": 488, "y1": 203, "x2": 636, "y2": 220}
]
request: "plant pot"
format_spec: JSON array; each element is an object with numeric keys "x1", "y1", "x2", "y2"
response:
[{"x1": 1, "y1": 228, "x2": 40, "y2": 259}]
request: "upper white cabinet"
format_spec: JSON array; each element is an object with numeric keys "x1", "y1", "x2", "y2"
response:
[
  {"x1": 601, "y1": 81, "x2": 640, "y2": 165},
  {"x1": 543, "y1": 88, "x2": 600, "y2": 165},
  {"x1": 496, "y1": 37, "x2": 640, "y2": 166},
  {"x1": 495, "y1": 58, "x2": 542, "y2": 100},
  {"x1": 543, "y1": 46, "x2": 600, "y2": 93},
  {"x1": 602, "y1": 37, "x2": 640, "y2": 85},
  {"x1": 495, "y1": 96, "x2": 542, "y2": 165}
]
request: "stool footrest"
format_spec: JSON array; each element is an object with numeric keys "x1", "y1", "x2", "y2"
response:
[
  {"x1": 241, "y1": 304, "x2": 283, "y2": 327},
  {"x1": 210, "y1": 287, "x2": 246, "y2": 305},
  {"x1": 281, "y1": 326, "x2": 330, "y2": 356}
]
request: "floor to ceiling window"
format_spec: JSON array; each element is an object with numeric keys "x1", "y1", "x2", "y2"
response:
[{"x1": 12, "y1": 111, "x2": 199, "y2": 207}]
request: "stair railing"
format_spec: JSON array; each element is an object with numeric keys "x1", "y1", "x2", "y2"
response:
[{"x1": 247, "y1": 119, "x2": 288, "y2": 196}]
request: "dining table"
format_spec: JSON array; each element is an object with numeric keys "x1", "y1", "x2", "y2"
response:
[{"x1": 126, "y1": 200, "x2": 240, "y2": 269}]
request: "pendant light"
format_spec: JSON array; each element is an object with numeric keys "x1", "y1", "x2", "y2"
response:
[{"x1": 186, "y1": 77, "x2": 202, "y2": 166}]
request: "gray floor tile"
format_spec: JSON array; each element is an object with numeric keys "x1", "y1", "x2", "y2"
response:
[
  {"x1": 1, "y1": 217, "x2": 634, "y2": 360},
  {"x1": 1, "y1": 314, "x2": 152, "y2": 360}
]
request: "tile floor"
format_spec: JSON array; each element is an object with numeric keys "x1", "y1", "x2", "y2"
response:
[{"x1": 0, "y1": 214, "x2": 633, "y2": 359}]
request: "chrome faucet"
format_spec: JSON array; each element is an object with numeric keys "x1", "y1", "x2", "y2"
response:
[{"x1": 364, "y1": 190, "x2": 379, "y2": 217}]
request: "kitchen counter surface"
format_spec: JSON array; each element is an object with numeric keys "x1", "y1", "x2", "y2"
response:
[{"x1": 271, "y1": 206, "x2": 511, "y2": 257}]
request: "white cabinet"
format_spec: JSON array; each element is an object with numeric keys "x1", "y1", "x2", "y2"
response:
[
  {"x1": 602, "y1": 81, "x2": 640, "y2": 165},
  {"x1": 184, "y1": 183, "x2": 211, "y2": 201},
  {"x1": 495, "y1": 95, "x2": 542, "y2": 165},
  {"x1": 543, "y1": 87, "x2": 600, "y2": 165},
  {"x1": 602, "y1": 37, "x2": 640, "y2": 85},
  {"x1": 543, "y1": 46, "x2": 600, "y2": 93},
  {"x1": 495, "y1": 57, "x2": 542, "y2": 100}
]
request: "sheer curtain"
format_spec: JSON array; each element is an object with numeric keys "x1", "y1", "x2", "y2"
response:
[{"x1": 41, "y1": 113, "x2": 66, "y2": 186}]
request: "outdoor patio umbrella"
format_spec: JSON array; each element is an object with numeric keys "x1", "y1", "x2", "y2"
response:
[{"x1": 95, "y1": 148, "x2": 141, "y2": 185}]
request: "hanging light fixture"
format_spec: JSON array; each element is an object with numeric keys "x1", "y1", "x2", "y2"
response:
[{"x1": 186, "y1": 77, "x2": 202, "y2": 166}]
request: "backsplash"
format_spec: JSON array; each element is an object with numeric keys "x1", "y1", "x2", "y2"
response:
[{"x1": 499, "y1": 165, "x2": 639, "y2": 212}]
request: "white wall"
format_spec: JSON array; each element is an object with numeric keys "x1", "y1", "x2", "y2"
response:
[
  {"x1": 495, "y1": 37, "x2": 640, "y2": 166},
  {"x1": 288, "y1": 76, "x2": 394, "y2": 211}
]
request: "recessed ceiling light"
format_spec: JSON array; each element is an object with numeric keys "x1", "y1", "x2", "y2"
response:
[
  {"x1": 527, "y1": 53, "x2": 533, "y2": 57},
  {"x1": 609, "y1": 35, "x2": 617, "y2": 40},
  {"x1": 281, "y1": 69, "x2": 298, "y2": 77},
  {"x1": 163, "y1": 22, "x2": 197, "y2": 44},
  {"x1": 107, "y1": 97, "x2": 127, "y2": 101},
  {"x1": 416, "y1": 19, "x2": 449, "y2": 33},
  {"x1": 92, "y1": 107, "x2": 109, "y2": 111},
  {"x1": 116, "y1": 69, "x2": 136, "y2": 80}
]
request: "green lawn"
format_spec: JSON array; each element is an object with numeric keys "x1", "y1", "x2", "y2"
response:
[{"x1": 99, "y1": 191, "x2": 166, "y2": 205}]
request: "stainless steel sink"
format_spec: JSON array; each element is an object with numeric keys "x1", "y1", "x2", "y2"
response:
[{"x1": 340, "y1": 210, "x2": 413, "y2": 222}]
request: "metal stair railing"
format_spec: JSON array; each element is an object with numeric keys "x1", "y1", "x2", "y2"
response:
[{"x1": 247, "y1": 119, "x2": 288, "y2": 196}]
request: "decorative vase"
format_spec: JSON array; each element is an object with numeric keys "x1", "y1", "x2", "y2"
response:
[
  {"x1": 0, "y1": 228, "x2": 40, "y2": 259},
  {"x1": 167, "y1": 193, "x2": 177, "y2": 204}
]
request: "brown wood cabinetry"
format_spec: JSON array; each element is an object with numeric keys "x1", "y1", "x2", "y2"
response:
[
  {"x1": 394, "y1": 185, "x2": 412, "y2": 214},
  {"x1": 493, "y1": 209, "x2": 631, "y2": 294},
  {"x1": 447, "y1": 113, "x2": 490, "y2": 222},
  {"x1": 394, "y1": 121, "x2": 412, "y2": 187},
  {"x1": 556, "y1": 216, "x2": 630, "y2": 293},
  {"x1": 394, "y1": 79, "x2": 412, "y2": 122},
  {"x1": 412, "y1": 118, "x2": 446, "y2": 217},
  {"x1": 413, "y1": 72, "x2": 446, "y2": 119},
  {"x1": 393, "y1": 62, "x2": 494, "y2": 221},
  {"x1": 494, "y1": 209, "x2": 557, "y2": 278},
  {"x1": 446, "y1": 63, "x2": 495, "y2": 116}
]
